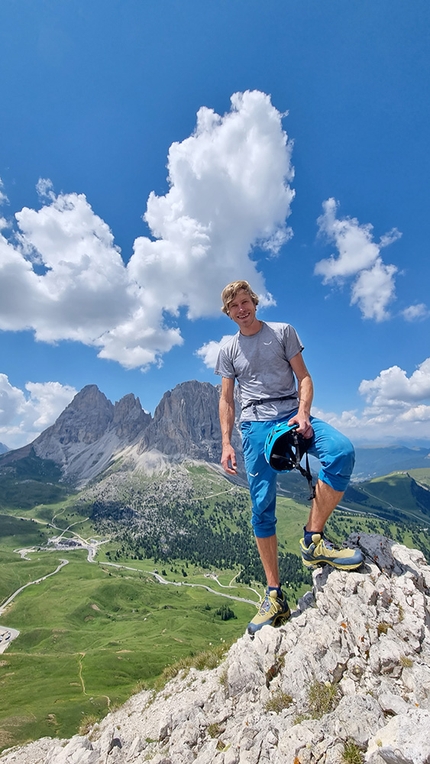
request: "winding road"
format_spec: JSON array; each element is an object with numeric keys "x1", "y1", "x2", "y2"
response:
[{"x1": 0, "y1": 519, "x2": 261, "y2": 649}]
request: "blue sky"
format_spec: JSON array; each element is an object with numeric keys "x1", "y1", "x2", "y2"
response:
[{"x1": 0, "y1": 0, "x2": 429, "y2": 449}]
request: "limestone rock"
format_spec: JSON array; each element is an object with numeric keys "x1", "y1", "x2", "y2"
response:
[{"x1": 366, "y1": 707, "x2": 430, "y2": 764}]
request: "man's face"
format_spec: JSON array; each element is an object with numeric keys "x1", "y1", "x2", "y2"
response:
[{"x1": 228, "y1": 289, "x2": 258, "y2": 331}]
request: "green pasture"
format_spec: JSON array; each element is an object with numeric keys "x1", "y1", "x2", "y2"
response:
[
  {"x1": 409, "y1": 468, "x2": 430, "y2": 488},
  {"x1": 0, "y1": 513, "x2": 49, "y2": 549},
  {"x1": 0, "y1": 500, "x2": 96, "y2": 541},
  {"x1": 0, "y1": 549, "x2": 255, "y2": 750},
  {"x1": 0, "y1": 550, "x2": 67, "y2": 607},
  {"x1": 275, "y1": 496, "x2": 310, "y2": 549}
]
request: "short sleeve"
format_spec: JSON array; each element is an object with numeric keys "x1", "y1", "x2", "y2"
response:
[
  {"x1": 214, "y1": 347, "x2": 236, "y2": 379},
  {"x1": 282, "y1": 324, "x2": 304, "y2": 361}
]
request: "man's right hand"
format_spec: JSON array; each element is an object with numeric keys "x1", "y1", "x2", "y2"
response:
[{"x1": 221, "y1": 444, "x2": 237, "y2": 475}]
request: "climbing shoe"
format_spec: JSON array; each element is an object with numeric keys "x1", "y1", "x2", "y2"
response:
[
  {"x1": 300, "y1": 533, "x2": 363, "y2": 570},
  {"x1": 247, "y1": 588, "x2": 291, "y2": 637}
]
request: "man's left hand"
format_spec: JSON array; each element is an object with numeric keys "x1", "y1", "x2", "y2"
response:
[{"x1": 288, "y1": 413, "x2": 314, "y2": 439}]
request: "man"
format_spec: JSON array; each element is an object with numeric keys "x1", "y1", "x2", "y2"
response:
[{"x1": 215, "y1": 280, "x2": 363, "y2": 636}]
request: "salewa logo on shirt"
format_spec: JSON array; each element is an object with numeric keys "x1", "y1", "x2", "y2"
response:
[{"x1": 263, "y1": 341, "x2": 272, "y2": 345}]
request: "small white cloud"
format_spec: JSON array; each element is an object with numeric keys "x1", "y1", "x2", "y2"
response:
[
  {"x1": 36, "y1": 177, "x2": 56, "y2": 201},
  {"x1": 350, "y1": 259, "x2": 397, "y2": 321},
  {"x1": 402, "y1": 303, "x2": 430, "y2": 322},
  {"x1": 0, "y1": 178, "x2": 9, "y2": 206},
  {"x1": 0, "y1": 374, "x2": 77, "y2": 449},
  {"x1": 196, "y1": 335, "x2": 235, "y2": 368},
  {"x1": 379, "y1": 228, "x2": 402, "y2": 248},
  {"x1": 315, "y1": 199, "x2": 400, "y2": 321}
]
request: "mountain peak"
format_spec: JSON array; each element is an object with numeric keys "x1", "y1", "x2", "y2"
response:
[
  {"x1": 142, "y1": 380, "x2": 225, "y2": 461},
  {"x1": 17, "y1": 380, "x2": 233, "y2": 484},
  {"x1": 34, "y1": 384, "x2": 114, "y2": 449}
]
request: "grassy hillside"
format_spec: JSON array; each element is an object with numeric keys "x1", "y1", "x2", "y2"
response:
[
  {"x1": 0, "y1": 449, "x2": 72, "y2": 510},
  {"x1": 343, "y1": 469, "x2": 430, "y2": 527},
  {"x1": 0, "y1": 550, "x2": 255, "y2": 749},
  {"x1": 409, "y1": 468, "x2": 430, "y2": 489}
]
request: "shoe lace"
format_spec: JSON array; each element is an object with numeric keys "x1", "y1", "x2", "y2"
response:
[
  {"x1": 258, "y1": 596, "x2": 271, "y2": 614},
  {"x1": 321, "y1": 536, "x2": 334, "y2": 550},
  {"x1": 320, "y1": 535, "x2": 344, "y2": 551},
  {"x1": 258, "y1": 593, "x2": 278, "y2": 615}
]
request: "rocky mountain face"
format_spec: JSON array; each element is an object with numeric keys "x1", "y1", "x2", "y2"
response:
[
  {"x1": 17, "y1": 381, "x2": 241, "y2": 485},
  {"x1": 2, "y1": 534, "x2": 430, "y2": 764},
  {"x1": 140, "y1": 380, "x2": 224, "y2": 462},
  {"x1": 30, "y1": 385, "x2": 152, "y2": 484}
]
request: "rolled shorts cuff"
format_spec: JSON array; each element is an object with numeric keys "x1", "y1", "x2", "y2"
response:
[{"x1": 316, "y1": 470, "x2": 352, "y2": 493}]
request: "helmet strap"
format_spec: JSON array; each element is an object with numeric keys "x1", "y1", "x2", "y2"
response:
[{"x1": 294, "y1": 447, "x2": 316, "y2": 501}]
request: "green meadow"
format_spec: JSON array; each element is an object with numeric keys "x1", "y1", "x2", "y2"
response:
[
  {"x1": 0, "y1": 545, "x2": 256, "y2": 750},
  {"x1": 0, "y1": 483, "x2": 314, "y2": 751}
]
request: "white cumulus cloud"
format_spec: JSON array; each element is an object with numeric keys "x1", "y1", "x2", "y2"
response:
[
  {"x1": 359, "y1": 358, "x2": 430, "y2": 405},
  {"x1": 0, "y1": 374, "x2": 77, "y2": 449},
  {"x1": 315, "y1": 198, "x2": 401, "y2": 321},
  {"x1": 316, "y1": 357, "x2": 430, "y2": 442},
  {"x1": 0, "y1": 91, "x2": 294, "y2": 370}
]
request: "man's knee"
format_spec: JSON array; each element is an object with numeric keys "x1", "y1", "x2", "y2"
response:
[
  {"x1": 318, "y1": 431, "x2": 355, "y2": 492},
  {"x1": 251, "y1": 503, "x2": 277, "y2": 538}
]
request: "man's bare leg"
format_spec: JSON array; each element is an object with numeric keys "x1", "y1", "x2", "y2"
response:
[
  {"x1": 255, "y1": 534, "x2": 280, "y2": 588},
  {"x1": 305, "y1": 479, "x2": 343, "y2": 534}
]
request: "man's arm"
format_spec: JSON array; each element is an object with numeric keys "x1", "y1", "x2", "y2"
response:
[
  {"x1": 219, "y1": 377, "x2": 238, "y2": 474},
  {"x1": 288, "y1": 352, "x2": 314, "y2": 438}
]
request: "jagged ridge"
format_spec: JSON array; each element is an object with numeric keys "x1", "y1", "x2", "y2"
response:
[{"x1": 0, "y1": 382, "x2": 241, "y2": 487}]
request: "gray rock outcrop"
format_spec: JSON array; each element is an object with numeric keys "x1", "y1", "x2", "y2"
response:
[{"x1": 2, "y1": 534, "x2": 430, "y2": 764}]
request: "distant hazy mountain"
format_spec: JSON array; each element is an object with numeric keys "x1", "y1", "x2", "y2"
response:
[
  {"x1": 353, "y1": 445, "x2": 430, "y2": 481},
  {"x1": 0, "y1": 442, "x2": 8, "y2": 454}
]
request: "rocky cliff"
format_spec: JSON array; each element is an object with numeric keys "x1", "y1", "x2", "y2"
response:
[
  {"x1": 140, "y1": 381, "x2": 224, "y2": 462},
  {"x1": 19, "y1": 381, "x2": 241, "y2": 485},
  {"x1": 30, "y1": 385, "x2": 152, "y2": 484},
  {"x1": 2, "y1": 534, "x2": 430, "y2": 764}
]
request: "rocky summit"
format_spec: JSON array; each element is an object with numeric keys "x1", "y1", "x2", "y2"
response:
[
  {"x1": 2, "y1": 533, "x2": 430, "y2": 764},
  {"x1": 4, "y1": 381, "x2": 240, "y2": 486}
]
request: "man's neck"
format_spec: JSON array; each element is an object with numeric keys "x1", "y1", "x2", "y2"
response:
[{"x1": 240, "y1": 319, "x2": 263, "y2": 336}]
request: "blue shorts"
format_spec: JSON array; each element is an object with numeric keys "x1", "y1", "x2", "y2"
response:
[{"x1": 240, "y1": 413, "x2": 355, "y2": 538}]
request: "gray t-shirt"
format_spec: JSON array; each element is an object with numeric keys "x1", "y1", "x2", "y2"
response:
[{"x1": 214, "y1": 321, "x2": 304, "y2": 421}]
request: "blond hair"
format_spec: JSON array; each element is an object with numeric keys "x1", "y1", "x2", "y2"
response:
[{"x1": 221, "y1": 280, "x2": 259, "y2": 315}]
